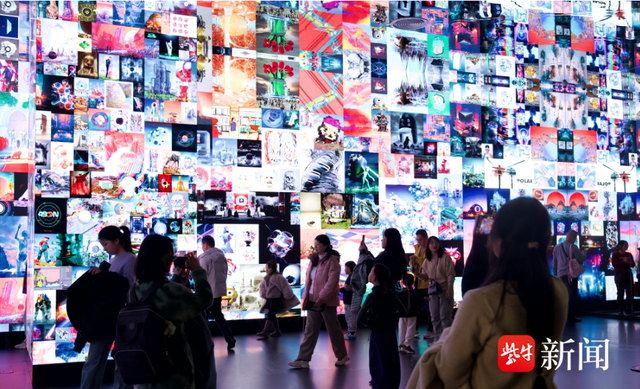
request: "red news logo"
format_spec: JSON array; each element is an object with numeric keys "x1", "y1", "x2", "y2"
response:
[{"x1": 498, "y1": 335, "x2": 535, "y2": 372}]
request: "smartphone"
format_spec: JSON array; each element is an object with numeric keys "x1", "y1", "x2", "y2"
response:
[
  {"x1": 362, "y1": 235, "x2": 365, "y2": 242},
  {"x1": 174, "y1": 256, "x2": 188, "y2": 269}
]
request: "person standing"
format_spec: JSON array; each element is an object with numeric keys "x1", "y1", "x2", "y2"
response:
[
  {"x1": 406, "y1": 197, "x2": 568, "y2": 389},
  {"x1": 409, "y1": 229, "x2": 435, "y2": 340},
  {"x1": 132, "y1": 235, "x2": 213, "y2": 389},
  {"x1": 361, "y1": 228, "x2": 407, "y2": 291},
  {"x1": 611, "y1": 240, "x2": 636, "y2": 316},
  {"x1": 80, "y1": 226, "x2": 136, "y2": 389},
  {"x1": 418, "y1": 236, "x2": 455, "y2": 341},
  {"x1": 552, "y1": 230, "x2": 586, "y2": 323},
  {"x1": 199, "y1": 235, "x2": 236, "y2": 350},
  {"x1": 358, "y1": 263, "x2": 407, "y2": 389},
  {"x1": 289, "y1": 235, "x2": 349, "y2": 369},
  {"x1": 340, "y1": 261, "x2": 357, "y2": 340},
  {"x1": 257, "y1": 260, "x2": 299, "y2": 338},
  {"x1": 397, "y1": 273, "x2": 420, "y2": 354}
]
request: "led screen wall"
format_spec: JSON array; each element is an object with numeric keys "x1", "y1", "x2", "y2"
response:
[{"x1": 25, "y1": 0, "x2": 640, "y2": 365}]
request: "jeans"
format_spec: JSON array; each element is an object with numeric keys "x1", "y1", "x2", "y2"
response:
[
  {"x1": 615, "y1": 272, "x2": 634, "y2": 314},
  {"x1": 428, "y1": 289, "x2": 453, "y2": 340},
  {"x1": 560, "y1": 275, "x2": 579, "y2": 319},
  {"x1": 345, "y1": 294, "x2": 363, "y2": 334},
  {"x1": 208, "y1": 297, "x2": 235, "y2": 344},
  {"x1": 297, "y1": 306, "x2": 348, "y2": 361},
  {"x1": 80, "y1": 331, "x2": 132, "y2": 389},
  {"x1": 398, "y1": 317, "x2": 417, "y2": 347}
]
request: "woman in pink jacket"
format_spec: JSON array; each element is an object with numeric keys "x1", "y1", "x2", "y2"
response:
[{"x1": 288, "y1": 235, "x2": 349, "y2": 369}]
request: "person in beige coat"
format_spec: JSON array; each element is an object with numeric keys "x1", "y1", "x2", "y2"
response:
[
  {"x1": 417, "y1": 236, "x2": 456, "y2": 341},
  {"x1": 406, "y1": 197, "x2": 569, "y2": 389},
  {"x1": 257, "y1": 260, "x2": 300, "y2": 338}
]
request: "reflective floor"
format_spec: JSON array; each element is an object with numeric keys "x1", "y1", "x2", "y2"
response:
[{"x1": 4, "y1": 316, "x2": 640, "y2": 388}]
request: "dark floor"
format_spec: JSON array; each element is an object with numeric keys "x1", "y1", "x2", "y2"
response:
[{"x1": 4, "y1": 316, "x2": 640, "y2": 388}]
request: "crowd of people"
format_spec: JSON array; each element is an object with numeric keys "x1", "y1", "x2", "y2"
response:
[{"x1": 65, "y1": 197, "x2": 635, "y2": 389}]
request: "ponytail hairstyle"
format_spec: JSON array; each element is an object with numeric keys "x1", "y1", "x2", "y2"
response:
[
  {"x1": 313, "y1": 234, "x2": 340, "y2": 267},
  {"x1": 482, "y1": 197, "x2": 555, "y2": 343},
  {"x1": 98, "y1": 226, "x2": 133, "y2": 253}
]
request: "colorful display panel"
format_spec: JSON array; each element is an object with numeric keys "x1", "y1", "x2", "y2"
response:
[{"x1": 19, "y1": 0, "x2": 640, "y2": 365}]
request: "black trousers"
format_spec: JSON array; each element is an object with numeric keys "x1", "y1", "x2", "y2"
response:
[
  {"x1": 560, "y1": 275, "x2": 579, "y2": 319},
  {"x1": 208, "y1": 297, "x2": 235, "y2": 343},
  {"x1": 417, "y1": 289, "x2": 433, "y2": 332},
  {"x1": 369, "y1": 332, "x2": 401, "y2": 389},
  {"x1": 615, "y1": 272, "x2": 634, "y2": 314}
]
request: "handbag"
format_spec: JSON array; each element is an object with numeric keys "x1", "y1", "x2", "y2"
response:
[
  {"x1": 427, "y1": 256, "x2": 442, "y2": 296},
  {"x1": 563, "y1": 243, "x2": 585, "y2": 280}
]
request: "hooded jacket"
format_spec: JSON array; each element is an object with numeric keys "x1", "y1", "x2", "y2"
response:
[{"x1": 198, "y1": 247, "x2": 228, "y2": 298}]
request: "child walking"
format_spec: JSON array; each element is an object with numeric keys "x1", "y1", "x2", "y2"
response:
[
  {"x1": 257, "y1": 260, "x2": 300, "y2": 338},
  {"x1": 358, "y1": 263, "x2": 407, "y2": 389},
  {"x1": 397, "y1": 273, "x2": 421, "y2": 354},
  {"x1": 341, "y1": 261, "x2": 357, "y2": 340}
]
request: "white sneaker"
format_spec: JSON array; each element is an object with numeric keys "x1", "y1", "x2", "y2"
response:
[
  {"x1": 335, "y1": 355, "x2": 350, "y2": 366},
  {"x1": 423, "y1": 331, "x2": 435, "y2": 339},
  {"x1": 288, "y1": 360, "x2": 310, "y2": 369},
  {"x1": 413, "y1": 332, "x2": 420, "y2": 338},
  {"x1": 14, "y1": 340, "x2": 27, "y2": 349}
]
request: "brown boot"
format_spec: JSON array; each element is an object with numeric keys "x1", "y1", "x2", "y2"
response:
[
  {"x1": 257, "y1": 320, "x2": 271, "y2": 338},
  {"x1": 269, "y1": 319, "x2": 281, "y2": 337}
]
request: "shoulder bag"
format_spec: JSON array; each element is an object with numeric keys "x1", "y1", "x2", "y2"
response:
[
  {"x1": 427, "y1": 256, "x2": 442, "y2": 296},
  {"x1": 563, "y1": 243, "x2": 585, "y2": 280}
]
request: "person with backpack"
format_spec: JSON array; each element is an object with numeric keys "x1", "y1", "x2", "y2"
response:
[
  {"x1": 552, "y1": 229, "x2": 586, "y2": 323},
  {"x1": 79, "y1": 226, "x2": 136, "y2": 389},
  {"x1": 118, "y1": 234, "x2": 213, "y2": 389},
  {"x1": 397, "y1": 273, "x2": 421, "y2": 354},
  {"x1": 257, "y1": 260, "x2": 300, "y2": 338}
]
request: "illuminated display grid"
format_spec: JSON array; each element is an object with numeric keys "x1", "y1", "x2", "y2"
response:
[{"x1": 13, "y1": 0, "x2": 640, "y2": 365}]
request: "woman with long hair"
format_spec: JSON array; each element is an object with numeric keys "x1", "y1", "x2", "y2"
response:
[
  {"x1": 289, "y1": 235, "x2": 349, "y2": 369},
  {"x1": 461, "y1": 233, "x2": 490, "y2": 296},
  {"x1": 361, "y1": 228, "x2": 407, "y2": 291},
  {"x1": 416, "y1": 236, "x2": 455, "y2": 341},
  {"x1": 80, "y1": 226, "x2": 136, "y2": 389},
  {"x1": 132, "y1": 235, "x2": 213, "y2": 389},
  {"x1": 407, "y1": 197, "x2": 568, "y2": 389}
]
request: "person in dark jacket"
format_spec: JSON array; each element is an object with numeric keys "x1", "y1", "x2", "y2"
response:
[
  {"x1": 358, "y1": 263, "x2": 407, "y2": 389},
  {"x1": 67, "y1": 261, "x2": 131, "y2": 389},
  {"x1": 360, "y1": 228, "x2": 407, "y2": 291},
  {"x1": 461, "y1": 233, "x2": 490, "y2": 297},
  {"x1": 397, "y1": 273, "x2": 421, "y2": 354},
  {"x1": 171, "y1": 265, "x2": 217, "y2": 389},
  {"x1": 340, "y1": 261, "x2": 357, "y2": 340}
]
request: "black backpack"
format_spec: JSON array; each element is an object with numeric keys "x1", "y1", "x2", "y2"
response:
[{"x1": 114, "y1": 281, "x2": 173, "y2": 385}]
